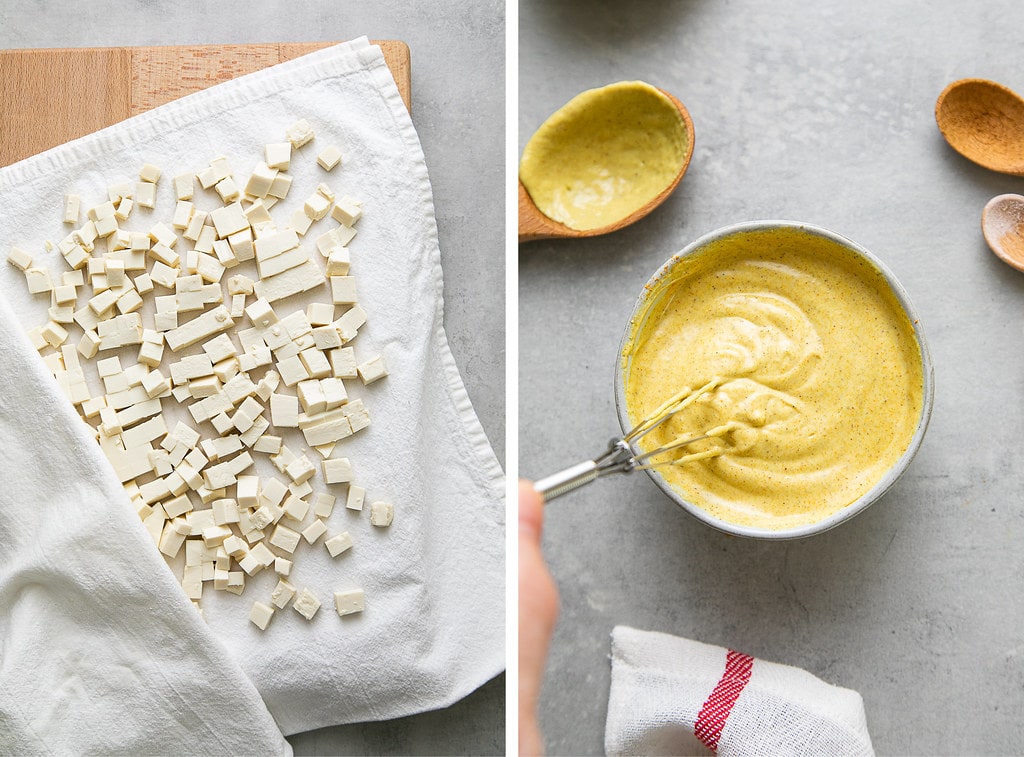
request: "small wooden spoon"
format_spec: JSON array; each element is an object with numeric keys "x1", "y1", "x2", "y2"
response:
[
  {"x1": 982, "y1": 194, "x2": 1024, "y2": 271},
  {"x1": 935, "y1": 78, "x2": 1024, "y2": 175},
  {"x1": 518, "y1": 88, "x2": 694, "y2": 243}
]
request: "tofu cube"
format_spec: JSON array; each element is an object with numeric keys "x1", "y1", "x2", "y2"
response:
[
  {"x1": 139, "y1": 163, "x2": 162, "y2": 183},
  {"x1": 285, "y1": 456, "x2": 315, "y2": 484},
  {"x1": 297, "y1": 304, "x2": 332, "y2": 334},
  {"x1": 210, "y1": 202, "x2": 249, "y2": 239},
  {"x1": 285, "y1": 119, "x2": 315, "y2": 149},
  {"x1": 203, "y1": 333, "x2": 238, "y2": 364},
  {"x1": 304, "y1": 192, "x2": 332, "y2": 221},
  {"x1": 249, "y1": 601, "x2": 275, "y2": 630},
  {"x1": 250, "y1": 504, "x2": 276, "y2": 531},
  {"x1": 324, "y1": 531, "x2": 353, "y2": 558},
  {"x1": 173, "y1": 173, "x2": 195, "y2": 201},
  {"x1": 331, "y1": 196, "x2": 363, "y2": 226},
  {"x1": 25, "y1": 267, "x2": 53, "y2": 294},
  {"x1": 201, "y1": 525, "x2": 233, "y2": 546},
  {"x1": 212, "y1": 498, "x2": 240, "y2": 525},
  {"x1": 346, "y1": 484, "x2": 365, "y2": 512},
  {"x1": 53, "y1": 284, "x2": 77, "y2": 305},
  {"x1": 369, "y1": 501, "x2": 394, "y2": 527},
  {"x1": 215, "y1": 176, "x2": 240, "y2": 203},
  {"x1": 265, "y1": 142, "x2": 292, "y2": 170},
  {"x1": 312, "y1": 325, "x2": 342, "y2": 351},
  {"x1": 270, "y1": 393, "x2": 299, "y2": 428},
  {"x1": 268, "y1": 173, "x2": 292, "y2": 199},
  {"x1": 292, "y1": 587, "x2": 321, "y2": 620},
  {"x1": 330, "y1": 276, "x2": 357, "y2": 305},
  {"x1": 261, "y1": 476, "x2": 289, "y2": 506},
  {"x1": 245, "y1": 161, "x2": 278, "y2": 198},
  {"x1": 330, "y1": 347, "x2": 358, "y2": 379},
  {"x1": 7, "y1": 246, "x2": 32, "y2": 271},
  {"x1": 299, "y1": 348, "x2": 331, "y2": 378},
  {"x1": 271, "y1": 579, "x2": 296, "y2": 609},
  {"x1": 317, "y1": 145, "x2": 342, "y2": 171},
  {"x1": 290, "y1": 208, "x2": 314, "y2": 235},
  {"x1": 226, "y1": 571, "x2": 245, "y2": 594},
  {"x1": 301, "y1": 518, "x2": 328, "y2": 544},
  {"x1": 325, "y1": 247, "x2": 350, "y2": 276},
  {"x1": 282, "y1": 494, "x2": 310, "y2": 522},
  {"x1": 322, "y1": 457, "x2": 353, "y2": 485},
  {"x1": 321, "y1": 377, "x2": 347, "y2": 409},
  {"x1": 141, "y1": 368, "x2": 170, "y2": 398},
  {"x1": 269, "y1": 524, "x2": 301, "y2": 554},
  {"x1": 172, "y1": 200, "x2": 194, "y2": 229},
  {"x1": 245, "y1": 297, "x2": 278, "y2": 327},
  {"x1": 63, "y1": 194, "x2": 81, "y2": 224},
  {"x1": 357, "y1": 354, "x2": 388, "y2": 384},
  {"x1": 296, "y1": 380, "x2": 327, "y2": 414},
  {"x1": 333, "y1": 588, "x2": 365, "y2": 617},
  {"x1": 313, "y1": 492, "x2": 336, "y2": 518},
  {"x1": 249, "y1": 542, "x2": 276, "y2": 567},
  {"x1": 135, "y1": 181, "x2": 157, "y2": 209},
  {"x1": 254, "y1": 435, "x2": 283, "y2": 455}
]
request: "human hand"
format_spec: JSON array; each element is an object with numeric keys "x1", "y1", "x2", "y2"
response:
[{"x1": 518, "y1": 480, "x2": 559, "y2": 756}]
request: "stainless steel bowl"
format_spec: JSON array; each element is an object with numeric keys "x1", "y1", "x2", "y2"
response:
[{"x1": 614, "y1": 220, "x2": 935, "y2": 539}]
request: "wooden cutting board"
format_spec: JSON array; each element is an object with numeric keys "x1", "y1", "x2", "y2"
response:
[{"x1": 0, "y1": 41, "x2": 411, "y2": 168}]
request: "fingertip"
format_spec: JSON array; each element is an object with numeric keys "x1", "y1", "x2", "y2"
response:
[{"x1": 518, "y1": 479, "x2": 545, "y2": 540}]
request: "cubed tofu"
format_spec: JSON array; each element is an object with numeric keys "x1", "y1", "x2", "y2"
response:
[
  {"x1": 369, "y1": 501, "x2": 394, "y2": 527},
  {"x1": 249, "y1": 601, "x2": 275, "y2": 630},
  {"x1": 333, "y1": 588, "x2": 365, "y2": 617},
  {"x1": 292, "y1": 587, "x2": 321, "y2": 620},
  {"x1": 317, "y1": 145, "x2": 342, "y2": 171}
]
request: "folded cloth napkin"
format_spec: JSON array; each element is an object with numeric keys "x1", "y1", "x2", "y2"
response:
[
  {"x1": 0, "y1": 36, "x2": 504, "y2": 744},
  {"x1": 0, "y1": 301, "x2": 292, "y2": 755},
  {"x1": 606, "y1": 627, "x2": 874, "y2": 756}
]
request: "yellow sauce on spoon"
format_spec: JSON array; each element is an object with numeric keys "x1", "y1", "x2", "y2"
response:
[
  {"x1": 623, "y1": 227, "x2": 925, "y2": 531},
  {"x1": 519, "y1": 81, "x2": 690, "y2": 231}
]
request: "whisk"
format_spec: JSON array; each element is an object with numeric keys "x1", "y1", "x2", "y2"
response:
[{"x1": 534, "y1": 378, "x2": 739, "y2": 502}]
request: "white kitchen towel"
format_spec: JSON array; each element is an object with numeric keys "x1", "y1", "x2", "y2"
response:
[
  {"x1": 0, "y1": 35, "x2": 504, "y2": 742},
  {"x1": 0, "y1": 297, "x2": 291, "y2": 755},
  {"x1": 606, "y1": 627, "x2": 874, "y2": 756}
]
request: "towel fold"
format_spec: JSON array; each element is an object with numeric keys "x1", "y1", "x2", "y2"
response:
[{"x1": 606, "y1": 626, "x2": 874, "y2": 756}]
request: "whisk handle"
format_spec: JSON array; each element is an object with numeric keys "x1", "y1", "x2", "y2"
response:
[{"x1": 534, "y1": 460, "x2": 600, "y2": 502}]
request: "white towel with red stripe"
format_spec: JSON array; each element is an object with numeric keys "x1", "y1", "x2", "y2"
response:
[{"x1": 606, "y1": 626, "x2": 874, "y2": 756}]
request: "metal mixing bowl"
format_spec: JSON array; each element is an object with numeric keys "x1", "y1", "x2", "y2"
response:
[{"x1": 614, "y1": 221, "x2": 935, "y2": 539}]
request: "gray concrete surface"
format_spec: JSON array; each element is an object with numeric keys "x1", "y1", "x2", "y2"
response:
[
  {"x1": 0, "y1": 1, "x2": 504, "y2": 754},
  {"x1": 520, "y1": 1, "x2": 1024, "y2": 754}
]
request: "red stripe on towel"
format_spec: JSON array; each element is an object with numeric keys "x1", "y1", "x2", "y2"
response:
[{"x1": 693, "y1": 649, "x2": 754, "y2": 752}]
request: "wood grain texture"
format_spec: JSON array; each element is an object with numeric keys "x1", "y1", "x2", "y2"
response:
[
  {"x1": 0, "y1": 40, "x2": 410, "y2": 167},
  {"x1": 518, "y1": 180, "x2": 581, "y2": 242},
  {"x1": 935, "y1": 78, "x2": 1024, "y2": 176}
]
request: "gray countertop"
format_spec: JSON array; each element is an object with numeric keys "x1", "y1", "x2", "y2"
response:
[
  {"x1": 1, "y1": 1, "x2": 505, "y2": 754},
  {"x1": 520, "y1": 1, "x2": 1024, "y2": 754}
]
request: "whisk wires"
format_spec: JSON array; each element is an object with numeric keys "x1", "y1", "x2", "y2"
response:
[
  {"x1": 622, "y1": 376, "x2": 724, "y2": 444},
  {"x1": 633, "y1": 420, "x2": 741, "y2": 469},
  {"x1": 624, "y1": 376, "x2": 741, "y2": 469}
]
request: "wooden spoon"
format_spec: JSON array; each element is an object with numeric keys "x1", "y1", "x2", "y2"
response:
[
  {"x1": 935, "y1": 78, "x2": 1024, "y2": 175},
  {"x1": 518, "y1": 88, "x2": 694, "y2": 243},
  {"x1": 982, "y1": 193, "x2": 1024, "y2": 271}
]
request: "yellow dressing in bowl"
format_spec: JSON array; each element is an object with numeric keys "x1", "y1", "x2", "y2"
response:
[
  {"x1": 622, "y1": 226, "x2": 926, "y2": 532},
  {"x1": 519, "y1": 81, "x2": 691, "y2": 231}
]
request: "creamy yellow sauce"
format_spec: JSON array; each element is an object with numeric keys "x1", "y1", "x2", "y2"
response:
[
  {"x1": 519, "y1": 81, "x2": 689, "y2": 231},
  {"x1": 623, "y1": 228, "x2": 924, "y2": 531}
]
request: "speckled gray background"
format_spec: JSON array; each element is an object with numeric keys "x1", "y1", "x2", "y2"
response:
[
  {"x1": 0, "y1": 1, "x2": 504, "y2": 754},
  {"x1": 521, "y1": 1, "x2": 1024, "y2": 754}
]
